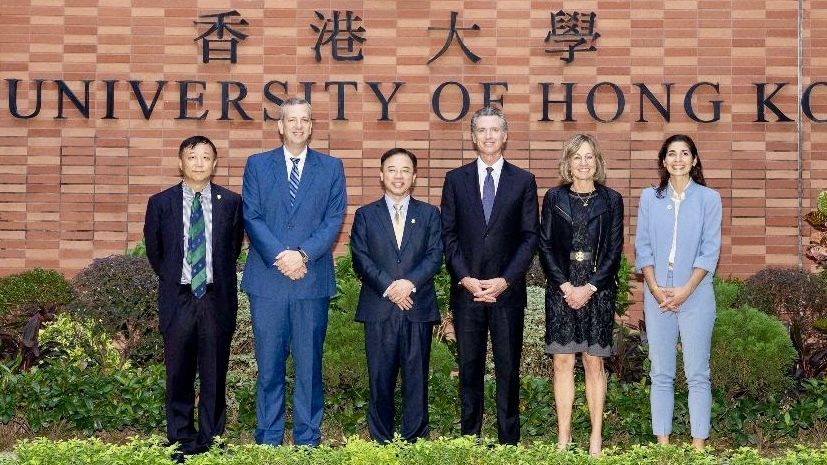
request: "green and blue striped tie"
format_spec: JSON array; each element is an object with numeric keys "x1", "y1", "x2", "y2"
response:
[{"x1": 187, "y1": 192, "x2": 207, "y2": 298}]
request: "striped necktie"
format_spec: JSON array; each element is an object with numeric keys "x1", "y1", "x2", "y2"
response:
[
  {"x1": 289, "y1": 157, "x2": 300, "y2": 205},
  {"x1": 187, "y1": 192, "x2": 207, "y2": 298},
  {"x1": 393, "y1": 203, "x2": 403, "y2": 248}
]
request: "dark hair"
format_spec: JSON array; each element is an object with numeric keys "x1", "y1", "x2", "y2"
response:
[
  {"x1": 655, "y1": 134, "x2": 706, "y2": 198},
  {"x1": 178, "y1": 135, "x2": 217, "y2": 159},
  {"x1": 380, "y1": 148, "x2": 418, "y2": 173}
]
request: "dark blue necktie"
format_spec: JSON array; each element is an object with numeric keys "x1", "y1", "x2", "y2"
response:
[
  {"x1": 482, "y1": 166, "x2": 495, "y2": 224},
  {"x1": 187, "y1": 192, "x2": 207, "y2": 299},
  {"x1": 289, "y1": 157, "x2": 300, "y2": 206}
]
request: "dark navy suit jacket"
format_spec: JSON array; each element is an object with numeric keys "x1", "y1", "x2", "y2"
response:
[
  {"x1": 351, "y1": 197, "x2": 443, "y2": 323},
  {"x1": 144, "y1": 182, "x2": 244, "y2": 333},
  {"x1": 440, "y1": 160, "x2": 539, "y2": 310}
]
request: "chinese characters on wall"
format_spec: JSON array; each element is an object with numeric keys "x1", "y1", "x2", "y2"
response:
[{"x1": 194, "y1": 10, "x2": 600, "y2": 65}]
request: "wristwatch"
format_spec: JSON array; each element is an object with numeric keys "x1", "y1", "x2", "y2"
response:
[
  {"x1": 297, "y1": 247, "x2": 309, "y2": 264},
  {"x1": 586, "y1": 283, "x2": 598, "y2": 293}
]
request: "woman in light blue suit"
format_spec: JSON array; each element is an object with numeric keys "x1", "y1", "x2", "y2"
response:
[{"x1": 634, "y1": 134, "x2": 722, "y2": 449}]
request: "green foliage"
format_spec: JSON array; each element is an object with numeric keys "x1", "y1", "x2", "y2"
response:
[
  {"x1": 4, "y1": 358, "x2": 165, "y2": 433},
  {"x1": 714, "y1": 275, "x2": 743, "y2": 310},
  {"x1": 39, "y1": 312, "x2": 124, "y2": 369},
  {"x1": 521, "y1": 286, "x2": 549, "y2": 378},
  {"x1": 0, "y1": 268, "x2": 72, "y2": 323},
  {"x1": 711, "y1": 306, "x2": 797, "y2": 400},
  {"x1": 738, "y1": 267, "x2": 827, "y2": 378},
  {"x1": 70, "y1": 255, "x2": 161, "y2": 364},
  {"x1": 125, "y1": 240, "x2": 147, "y2": 258},
  {"x1": 331, "y1": 247, "x2": 362, "y2": 314},
  {"x1": 819, "y1": 190, "x2": 827, "y2": 215},
  {"x1": 614, "y1": 255, "x2": 635, "y2": 317},
  {"x1": 8, "y1": 436, "x2": 827, "y2": 465}
]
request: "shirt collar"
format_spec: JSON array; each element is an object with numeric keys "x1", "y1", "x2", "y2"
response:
[
  {"x1": 476, "y1": 156, "x2": 504, "y2": 175},
  {"x1": 668, "y1": 179, "x2": 694, "y2": 202},
  {"x1": 384, "y1": 194, "x2": 411, "y2": 211},
  {"x1": 182, "y1": 181, "x2": 211, "y2": 197},
  {"x1": 283, "y1": 145, "x2": 308, "y2": 161}
]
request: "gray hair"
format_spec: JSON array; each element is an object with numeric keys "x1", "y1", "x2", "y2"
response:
[
  {"x1": 470, "y1": 106, "x2": 508, "y2": 133},
  {"x1": 280, "y1": 97, "x2": 312, "y2": 117}
]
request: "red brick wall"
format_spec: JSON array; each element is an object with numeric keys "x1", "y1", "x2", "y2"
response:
[{"x1": 0, "y1": 1, "x2": 823, "y2": 284}]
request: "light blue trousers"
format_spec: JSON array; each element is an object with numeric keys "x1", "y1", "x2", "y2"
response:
[{"x1": 644, "y1": 286, "x2": 716, "y2": 439}]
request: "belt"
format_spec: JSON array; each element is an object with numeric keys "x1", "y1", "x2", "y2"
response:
[
  {"x1": 179, "y1": 283, "x2": 215, "y2": 293},
  {"x1": 570, "y1": 251, "x2": 593, "y2": 262}
]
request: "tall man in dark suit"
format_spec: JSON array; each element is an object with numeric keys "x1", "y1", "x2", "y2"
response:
[
  {"x1": 351, "y1": 148, "x2": 443, "y2": 443},
  {"x1": 144, "y1": 135, "x2": 244, "y2": 457},
  {"x1": 241, "y1": 97, "x2": 347, "y2": 446},
  {"x1": 440, "y1": 107, "x2": 539, "y2": 445}
]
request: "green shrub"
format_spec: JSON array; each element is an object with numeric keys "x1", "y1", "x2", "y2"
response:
[
  {"x1": 711, "y1": 306, "x2": 797, "y2": 400},
  {"x1": 70, "y1": 255, "x2": 161, "y2": 365},
  {"x1": 714, "y1": 275, "x2": 743, "y2": 310},
  {"x1": 9, "y1": 436, "x2": 827, "y2": 465},
  {"x1": 125, "y1": 240, "x2": 147, "y2": 258},
  {"x1": 0, "y1": 268, "x2": 72, "y2": 328},
  {"x1": 9, "y1": 358, "x2": 165, "y2": 433},
  {"x1": 738, "y1": 267, "x2": 827, "y2": 378},
  {"x1": 520, "y1": 286, "x2": 549, "y2": 378},
  {"x1": 39, "y1": 312, "x2": 124, "y2": 370}
]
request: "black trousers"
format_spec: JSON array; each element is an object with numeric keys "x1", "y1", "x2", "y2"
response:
[
  {"x1": 363, "y1": 312, "x2": 434, "y2": 443},
  {"x1": 453, "y1": 303, "x2": 524, "y2": 445},
  {"x1": 163, "y1": 284, "x2": 232, "y2": 454}
]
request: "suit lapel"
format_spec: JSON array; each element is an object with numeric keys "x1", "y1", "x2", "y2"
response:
[
  {"x1": 209, "y1": 182, "x2": 222, "y2": 253},
  {"x1": 290, "y1": 149, "x2": 319, "y2": 214},
  {"x1": 266, "y1": 147, "x2": 291, "y2": 212},
  {"x1": 462, "y1": 163, "x2": 486, "y2": 228},
  {"x1": 486, "y1": 161, "x2": 512, "y2": 229},
  {"x1": 398, "y1": 199, "x2": 418, "y2": 255},
  {"x1": 373, "y1": 199, "x2": 399, "y2": 252},
  {"x1": 173, "y1": 182, "x2": 185, "y2": 264}
]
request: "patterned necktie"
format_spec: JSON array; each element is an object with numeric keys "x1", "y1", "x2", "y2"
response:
[
  {"x1": 393, "y1": 203, "x2": 403, "y2": 248},
  {"x1": 187, "y1": 192, "x2": 207, "y2": 298},
  {"x1": 482, "y1": 166, "x2": 495, "y2": 224},
  {"x1": 289, "y1": 157, "x2": 300, "y2": 206}
]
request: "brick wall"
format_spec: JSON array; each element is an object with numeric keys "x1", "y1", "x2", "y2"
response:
[{"x1": 0, "y1": 1, "x2": 824, "y2": 286}]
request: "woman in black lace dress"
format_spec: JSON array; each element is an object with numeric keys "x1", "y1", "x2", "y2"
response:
[{"x1": 539, "y1": 134, "x2": 624, "y2": 456}]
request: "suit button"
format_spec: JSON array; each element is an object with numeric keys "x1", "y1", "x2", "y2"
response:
[
  {"x1": 287, "y1": 224, "x2": 293, "y2": 229},
  {"x1": 397, "y1": 259, "x2": 402, "y2": 264}
]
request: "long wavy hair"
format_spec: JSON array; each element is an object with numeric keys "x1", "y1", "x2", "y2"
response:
[{"x1": 655, "y1": 134, "x2": 706, "y2": 198}]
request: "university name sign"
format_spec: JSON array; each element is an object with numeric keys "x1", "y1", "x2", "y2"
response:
[{"x1": 5, "y1": 78, "x2": 827, "y2": 123}]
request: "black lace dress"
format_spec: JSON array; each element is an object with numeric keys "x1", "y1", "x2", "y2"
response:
[{"x1": 545, "y1": 190, "x2": 615, "y2": 357}]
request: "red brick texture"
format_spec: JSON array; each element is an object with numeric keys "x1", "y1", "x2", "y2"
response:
[{"x1": 0, "y1": 1, "x2": 824, "y2": 289}]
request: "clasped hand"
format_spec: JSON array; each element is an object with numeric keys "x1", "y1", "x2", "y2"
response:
[
  {"x1": 386, "y1": 279, "x2": 415, "y2": 310},
  {"x1": 275, "y1": 250, "x2": 307, "y2": 280},
  {"x1": 462, "y1": 277, "x2": 508, "y2": 303},
  {"x1": 655, "y1": 285, "x2": 691, "y2": 312},
  {"x1": 560, "y1": 282, "x2": 593, "y2": 310}
]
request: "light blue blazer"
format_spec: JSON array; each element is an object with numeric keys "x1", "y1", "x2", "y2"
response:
[
  {"x1": 634, "y1": 180, "x2": 722, "y2": 308},
  {"x1": 241, "y1": 147, "x2": 347, "y2": 299}
]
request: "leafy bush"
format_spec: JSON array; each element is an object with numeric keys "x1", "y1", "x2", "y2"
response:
[
  {"x1": 39, "y1": 312, "x2": 124, "y2": 370},
  {"x1": 125, "y1": 240, "x2": 147, "y2": 258},
  {"x1": 711, "y1": 306, "x2": 797, "y2": 400},
  {"x1": 738, "y1": 267, "x2": 827, "y2": 378},
  {"x1": 714, "y1": 274, "x2": 743, "y2": 310},
  {"x1": 70, "y1": 255, "x2": 161, "y2": 365},
  {"x1": 0, "y1": 268, "x2": 72, "y2": 328},
  {"x1": 9, "y1": 436, "x2": 827, "y2": 465},
  {"x1": 520, "y1": 287, "x2": 549, "y2": 378},
  {"x1": 6, "y1": 358, "x2": 165, "y2": 433}
]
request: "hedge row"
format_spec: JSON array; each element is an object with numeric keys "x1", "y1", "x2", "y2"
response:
[{"x1": 3, "y1": 437, "x2": 827, "y2": 465}]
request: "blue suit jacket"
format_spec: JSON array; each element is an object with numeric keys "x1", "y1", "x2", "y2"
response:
[
  {"x1": 144, "y1": 182, "x2": 244, "y2": 333},
  {"x1": 441, "y1": 160, "x2": 540, "y2": 309},
  {"x1": 351, "y1": 197, "x2": 443, "y2": 323},
  {"x1": 241, "y1": 147, "x2": 347, "y2": 299}
]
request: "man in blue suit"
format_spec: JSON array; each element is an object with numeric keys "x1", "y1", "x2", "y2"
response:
[
  {"x1": 144, "y1": 135, "x2": 244, "y2": 459},
  {"x1": 351, "y1": 148, "x2": 443, "y2": 443},
  {"x1": 441, "y1": 107, "x2": 539, "y2": 445},
  {"x1": 241, "y1": 97, "x2": 347, "y2": 446}
]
